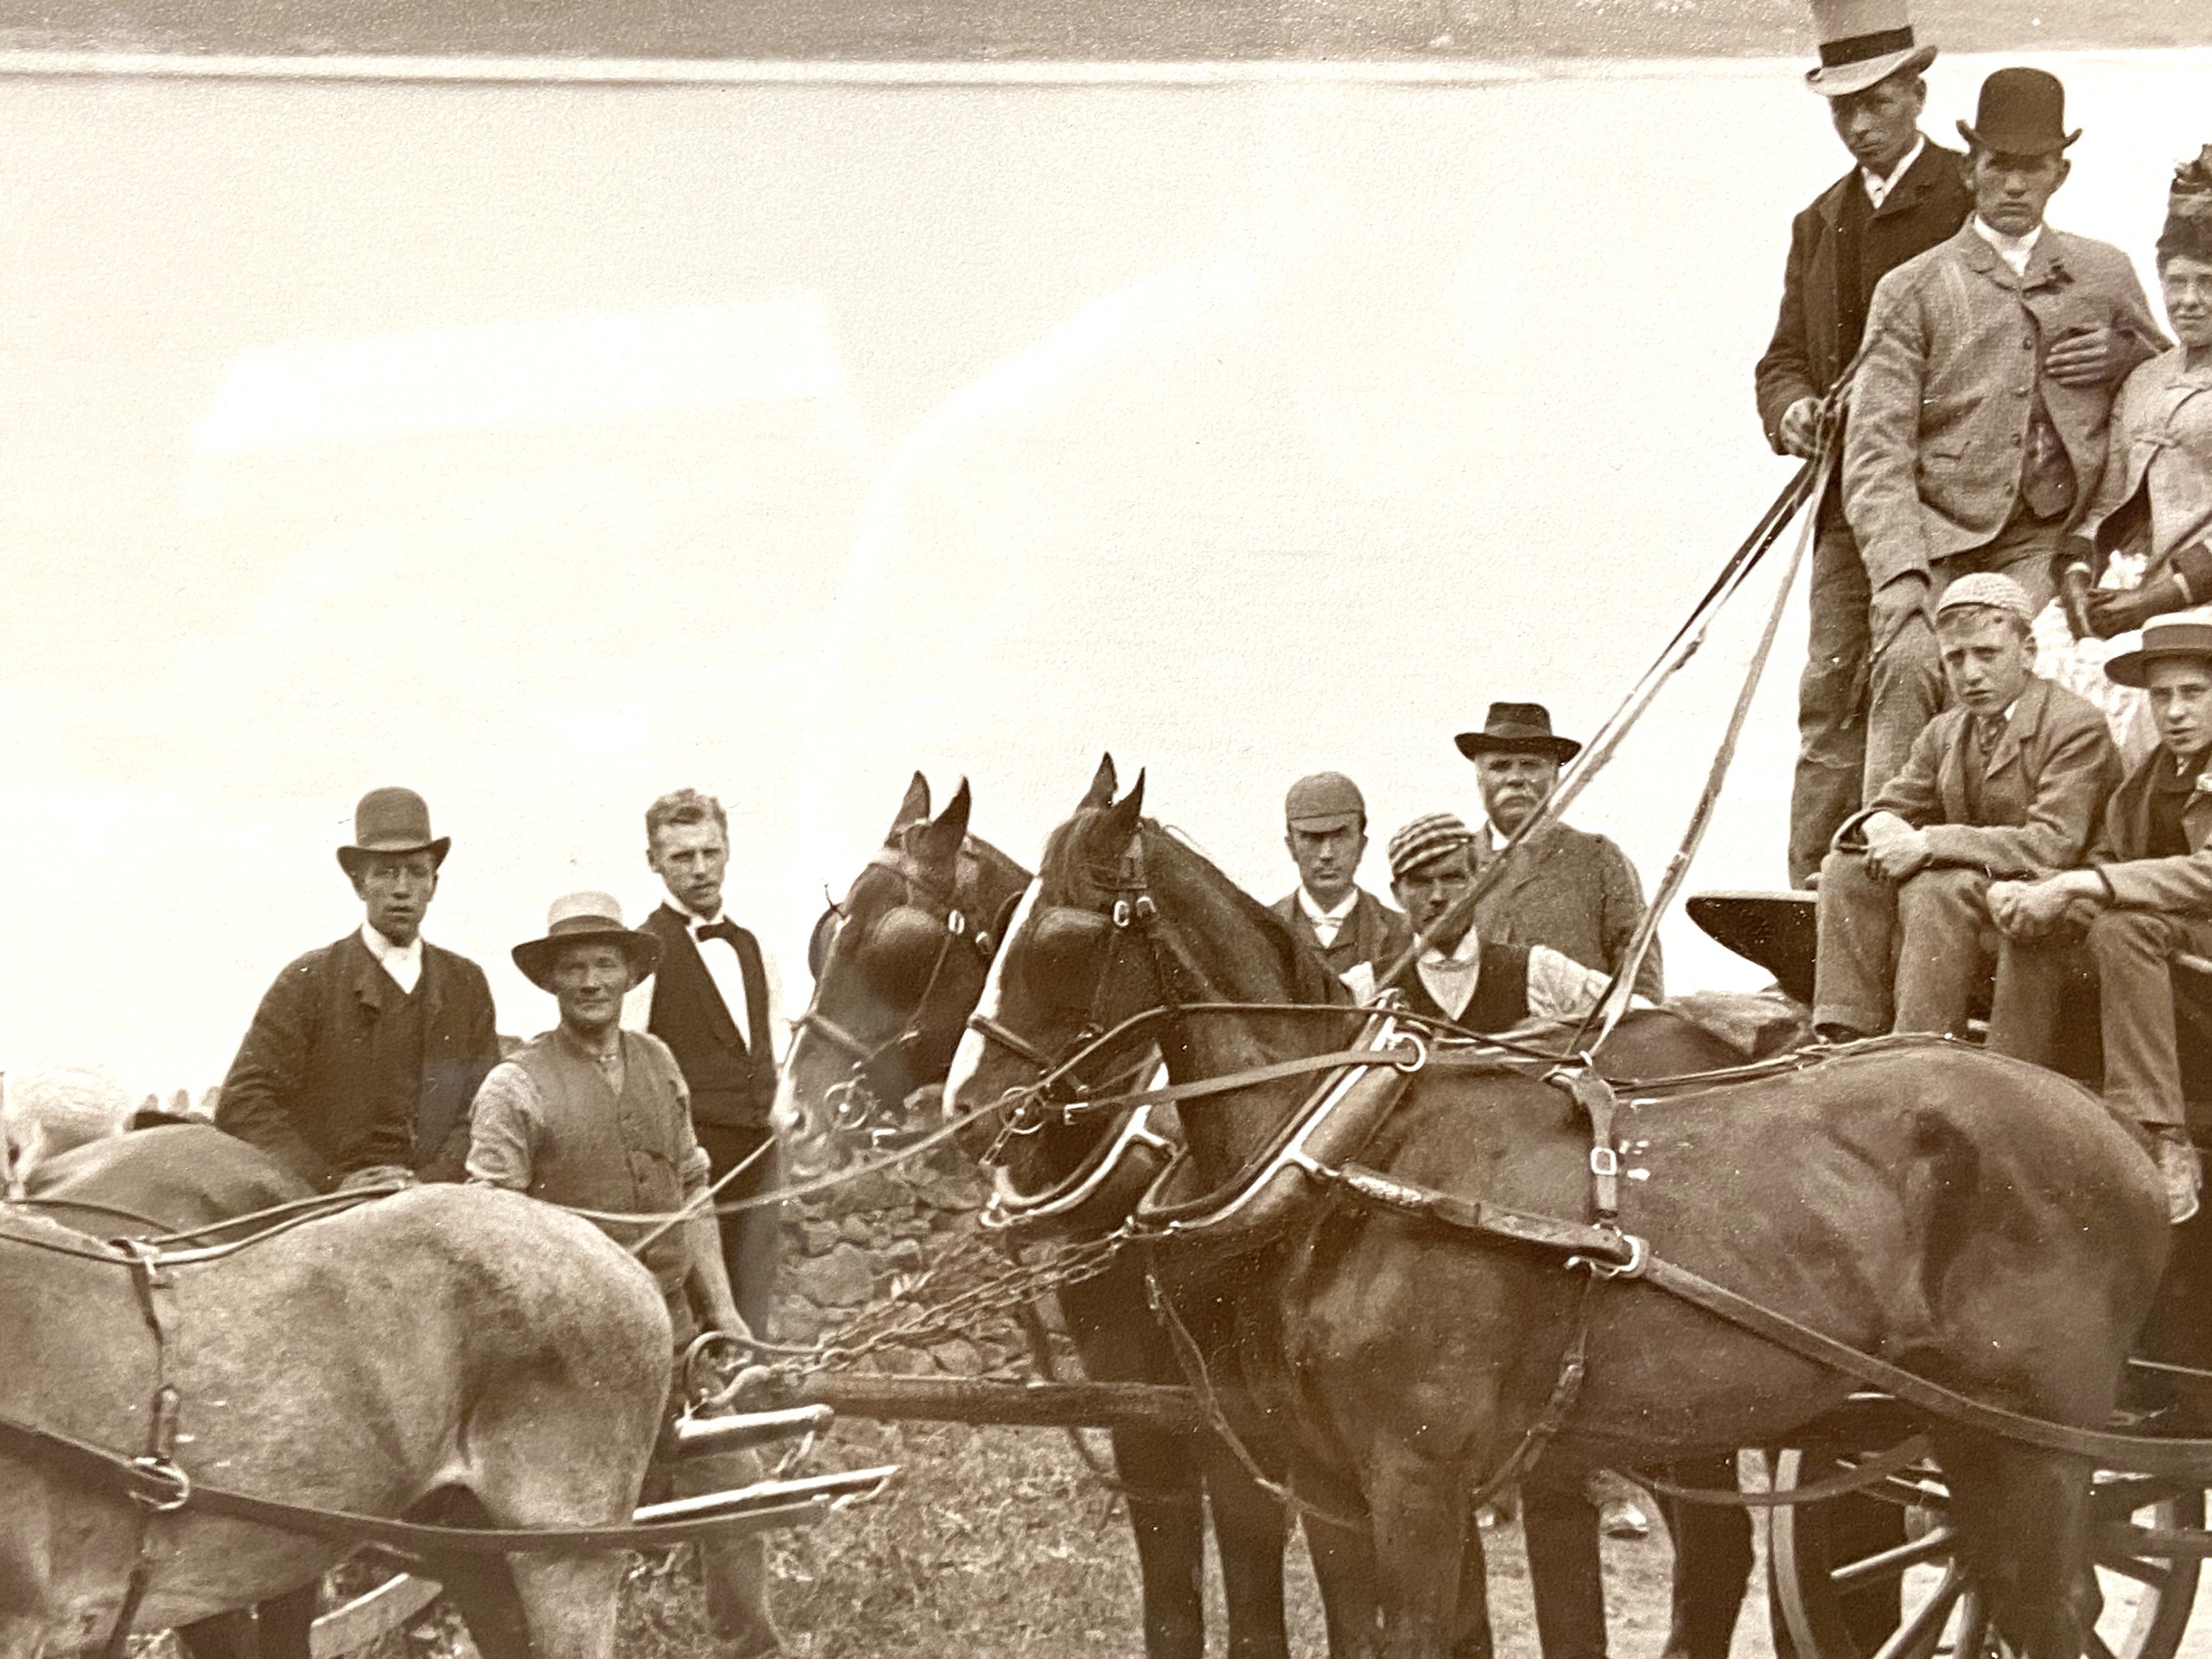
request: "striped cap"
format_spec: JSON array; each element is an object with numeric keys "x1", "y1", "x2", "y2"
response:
[
  {"x1": 1935, "y1": 572, "x2": 2036, "y2": 625},
  {"x1": 1387, "y1": 812, "x2": 1475, "y2": 881}
]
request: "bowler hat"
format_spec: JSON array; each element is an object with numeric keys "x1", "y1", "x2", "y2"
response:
[
  {"x1": 512, "y1": 891, "x2": 663, "y2": 991},
  {"x1": 1284, "y1": 771, "x2": 1367, "y2": 831},
  {"x1": 2105, "y1": 616, "x2": 2212, "y2": 689},
  {"x1": 1454, "y1": 702, "x2": 1583, "y2": 765},
  {"x1": 1957, "y1": 67, "x2": 2079, "y2": 156},
  {"x1": 336, "y1": 787, "x2": 451, "y2": 876},
  {"x1": 1802, "y1": 0, "x2": 1936, "y2": 99}
]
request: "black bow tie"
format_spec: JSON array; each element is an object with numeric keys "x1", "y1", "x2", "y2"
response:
[{"x1": 693, "y1": 918, "x2": 737, "y2": 945}]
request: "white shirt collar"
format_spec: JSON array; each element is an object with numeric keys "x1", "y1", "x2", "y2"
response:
[
  {"x1": 672, "y1": 895, "x2": 724, "y2": 929},
  {"x1": 1418, "y1": 927, "x2": 1481, "y2": 969},
  {"x1": 1298, "y1": 887, "x2": 1359, "y2": 926},
  {"x1": 360, "y1": 922, "x2": 424, "y2": 994},
  {"x1": 1970, "y1": 216, "x2": 2044, "y2": 278},
  {"x1": 1861, "y1": 135, "x2": 1925, "y2": 210}
]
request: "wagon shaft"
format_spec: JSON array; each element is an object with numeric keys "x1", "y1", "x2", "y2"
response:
[{"x1": 794, "y1": 1374, "x2": 1203, "y2": 1432}]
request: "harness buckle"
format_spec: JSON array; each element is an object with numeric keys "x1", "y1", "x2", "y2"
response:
[
  {"x1": 1589, "y1": 1146, "x2": 1622, "y2": 1180},
  {"x1": 948, "y1": 911, "x2": 967, "y2": 938},
  {"x1": 1567, "y1": 1232, "x2": 1648, "y2": 1282},
  {"x1": 1390, "y1": 1034, "x2": 1429, "y2": 1074},
  {"x1": 129, "y1": 1457, "x2": 192, "y2": 1513},
  {"x1": 1112, "y1": 899, "x2": 1134, "y2": 930}
]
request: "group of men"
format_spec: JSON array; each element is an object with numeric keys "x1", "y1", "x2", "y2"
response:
[
  {"x1": 1761, "y1": 0, "x2": 2212, "y2": 1222},
  {"x1": 214, "y1": 785, "x2": 788, "y2": 1658}
]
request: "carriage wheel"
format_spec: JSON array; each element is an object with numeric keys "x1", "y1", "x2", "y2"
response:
[{"x1": 1769, "y1": 1448, "x2": 2202, "y2": 1659}]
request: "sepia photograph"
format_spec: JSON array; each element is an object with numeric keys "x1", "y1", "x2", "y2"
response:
[{"x1": 3, "y1": 0, "x2": 2211, "y2": 1652}]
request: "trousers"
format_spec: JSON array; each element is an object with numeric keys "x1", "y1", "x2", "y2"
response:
[
  {"x1": 1814, "y1": 856, "x2": 1994, "y2": 1036},
  {"x1": 1988, "y1": 909, "x2": 2212, "y2": 1129},
  {"x1": 1862, "y1": 510, "x2": 2064, "y2": 801},
  {"x1": 696, "y1": 1122, "x2": 783, "y2": 1340},
  {"x1": 1790, "y1": 493, "x2": 1873, "y2": 889}
]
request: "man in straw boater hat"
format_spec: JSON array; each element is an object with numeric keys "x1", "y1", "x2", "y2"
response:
[
  {"x1": 217, "y1": 787, "x2": 500, "y2": 1192},
  {"x1": 1986, "y1": 615, "x2": 2212, "y2": 1224},
  {"x1": 468, "y1": 892, "x2": 783, "y2": 1657},
  {"x1": 1846, "y1": 65, "x2": 2164, "y2": 799},
  {"x1": 1270, "y1": 770, "x2": 1412, "y2": 995},
  {"x1": 1757, "y1": 0, "x2": 1971, "y2": 887},
  {"x1": 1812, "y1": 573, "x2": 2119, "y2": 1044},
  {"x1": 1454, "y1": 702, "x2": 1664, "y2": 1001}
]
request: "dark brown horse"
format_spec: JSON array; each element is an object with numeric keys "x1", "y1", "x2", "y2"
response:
[
  {"x1": 949, "y1": 770, "x2": 2170, "y2": 1659},
  {"x1": 777, "y1": 772, "x2": 1302, "y2": 1659}
]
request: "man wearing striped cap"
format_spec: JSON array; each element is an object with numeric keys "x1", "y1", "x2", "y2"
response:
[
  {"x1": 1812, "y1": 572, "x2": 2119, "y2": 1044},
  {"x1": 1384, "y1": 812, "x2": 1633, "y2": 1031}
]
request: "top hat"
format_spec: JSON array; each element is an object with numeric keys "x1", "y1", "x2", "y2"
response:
[
  {"x1": 511, "y1": 891, "x2": 663, "y2": 991},
  {"x1": 1957, "y1": 67, "x2": 2080, "y2": 156},
  {"x1": 1453, "y1": 702, "x2": 1583, "y2": 765},
  {"x1": 1803, "y1": 0, "x2": 1936, "y2": 98},
  {"x1": 2105, "y1": 616, "x2": 2212, "y2": 689},
  {"x1": 336, "y1": 787, "x2": 451, "y2": 876},
  {"x1": 1284, "y1": 771, "x2": 1367, "y2": 831}
]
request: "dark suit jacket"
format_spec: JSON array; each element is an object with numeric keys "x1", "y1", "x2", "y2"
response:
[
  {"x1": 1271, "y1": 888, "x2": 1413, "y2": 980},
  {"x1": 1845, "y1": 673, "x2": 2120, "y2": 876},
  {"x1": 1472, "y1": 822, "x2": 1664, "y2": 1001},
  {"x1": 639, "y1": 903, "x2": 778, "y2": 1130},
  {"x1": 1756, "y1": 139, "x2": 1972, "y2": 451},
  {"x1": 2092, "y1": 748, "x2": 2212, "y2": 913},
  {"x1": 215, "y1": 931, "x2": 499, "y2": 1191}
]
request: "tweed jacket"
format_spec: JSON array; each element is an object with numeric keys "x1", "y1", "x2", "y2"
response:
[
  {"x1": 1755, "y1": 140, "x2": 1972, "y2": 451},
  {"x1": 2083, "y1": 347, "x2": 2212, "y2": 571},
  {"x1": 1471, "y1": 821, "x2": 1664, "y2": 1001},
  {"x1": 1271, "y1": 887, "x2": 1414, "y2": 980},
  {"x1": 2089, "y1": 748, "x2": 2212, "y2": 914},
  {"x1": 1842, "y1": 673, "x2": 2120, "y2": 876},
  {"x1": 1844, "y1": 221, "x2": 2166, "y2": 588},
  {"x1": 216, "y1": 930, "x2": 500, "y2": 1191}
]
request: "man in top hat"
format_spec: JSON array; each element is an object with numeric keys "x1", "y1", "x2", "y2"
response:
[
  {"x1": 625, "y1": 788, "x2": 786, "y2": 1341},
  {"x1": 469, "y1": 892, "x2": 782, "y2": 1658},
  {"x1": 1758, "y1": 0, "x2": 1973, "y2": 885},
  {"x1": 1271, "y1": 771, "x2": 1413, "y2": 995},
  {"x1": 217, "y1": 787, "x2": 500, "y2": 1192},
  {"x1": 1811, "y1": 573, "x2": 2119, "y2": 1044},
  {"x1": 1846, "y1": 66, "x2": 2165, "y2": 796},
  {"x1": 1985, "y1": 615, "x2": 2212, "y2": 1222},
  {"x1": 1455, "y1": 703, "x2": 1664, "y2": 1002}
]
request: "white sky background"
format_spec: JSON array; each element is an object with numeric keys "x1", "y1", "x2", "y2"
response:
[{"x1": 1, "y1": 51, "x2": 2205, "y2": 1093}]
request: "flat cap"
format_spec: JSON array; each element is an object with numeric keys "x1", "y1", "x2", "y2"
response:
[
  {"x1": 1935, "y1": 572, "x2": 2036, "y2": 625},
  {"x1": 1285, "y1": 771, "x2": 1367, "y2": 829},
  {"x1": 1387, "y1": 812, "x2": 1475, "y2": 881}
]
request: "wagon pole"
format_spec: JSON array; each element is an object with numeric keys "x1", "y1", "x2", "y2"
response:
[{"x1": 785, "y1": 1373, "x2": 1204, "y2": 1435}]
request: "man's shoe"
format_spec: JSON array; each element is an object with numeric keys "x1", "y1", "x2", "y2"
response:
[{"x1": 2152, "y1": 1128, "x2": 2202, "y2": 1225}]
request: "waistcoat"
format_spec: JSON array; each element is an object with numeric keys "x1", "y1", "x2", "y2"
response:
[
  {"x1": 647, "y1": 916, "x2": 777, "y2": 1130},
  {"x1": 1392, "y1": 942, "x2": 1533, "y2": 1034}
]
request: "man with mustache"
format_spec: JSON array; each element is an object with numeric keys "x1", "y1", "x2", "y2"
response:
[{"x1": 1457, "y1": 702, "x2": 1664, "y2": 1002}]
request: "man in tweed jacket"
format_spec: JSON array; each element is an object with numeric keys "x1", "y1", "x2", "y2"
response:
[{"x1": 1845, "y1": 68, "x2": 2163, "y2": 797}]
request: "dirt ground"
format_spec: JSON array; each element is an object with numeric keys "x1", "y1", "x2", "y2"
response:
[{"x1": 0, "y1": 0, "x2": 2204, "y2": 62}]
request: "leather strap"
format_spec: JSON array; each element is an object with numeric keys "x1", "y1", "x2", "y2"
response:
[
  {"x1": 1635, "y1": 1436, "x2": 1929, "y2": 1509},
  {"x1": 1546, "y1": 1067, "x2": 1622, "y2": 1225}
]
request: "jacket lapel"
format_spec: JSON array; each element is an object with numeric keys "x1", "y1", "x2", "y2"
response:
[
  {"x1": 1935, "y1": 711, "x2": 1973, "y2": 824},
  {"x1": 344, "y1": 930, "x2": 388, "y2": 1018},
  {"x1": 658, "y1": 904, "x2": 741, "y2": 1047},
  {"x1": 1983, "y1": 679, "x2": 2044, "y2": 810},
  {"x1": 2186, "y1": 781, "x2": 2212, "y2": 856}
]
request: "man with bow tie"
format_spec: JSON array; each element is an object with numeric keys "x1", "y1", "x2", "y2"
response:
[
  {"x1": 625, "y1": 788, "x2": 787, "y2": 1340},
  {"x1": 1812, "y1": 574, "x2": 2119, "y2": 1045},
  {"x1": 1986, "y1": 616, "x2": 2212, "y2": 1223},
  {"x1": 1845, "y1": 66, "x2": 2162, "y2": 796}
]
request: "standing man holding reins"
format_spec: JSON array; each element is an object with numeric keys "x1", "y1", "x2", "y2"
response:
[{"x1": 1758, "y1": 0, "x2": 1971, "y2": 886}]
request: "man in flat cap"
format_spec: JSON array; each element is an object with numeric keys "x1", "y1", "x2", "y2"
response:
[
  {"x1": 1813, "y1": 574, "x2": 2119, "y2": 1044},
  {"x1": 217, "y1": 787, "x2": 499, "y2": 1192},
  {"x1": 1271, "y1": 771, "x2": 1412, "y2": 994},
  {"x1": 470, "y1": 892, "x2": 782, "y2": 1657},
  {"x1": 1847, "y1": 66, "x2": 2164, "y2": 797},
  {"x1": 1455, "y1": 703, "x2": 1664, "y2": 1001},
  {"x1": 1759, "y1": 0, "x2": 1972, "y2": 885},
  {"x1": 1987, "y1": 615, "x2": 2212, "y2": 1222}
]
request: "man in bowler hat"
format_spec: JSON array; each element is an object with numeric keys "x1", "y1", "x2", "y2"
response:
[
  {"x1": 1758, "y1": 0, "x2": 1972, "y2": 885},
  {"x1": 470, "y1": 892, "x2": 781, "y2": 1657},
  {"x1": 1271, "y1": 771, "x2": 1412, "y2": 994},
  {"x1": 217, "y1": 787, "x2": 500, "y2": 1192},
  {"x1": 1456, "y1": 702, "x2": 1664, "y2": 1001},
  {"x1": 1846, "y1": 66, "x2": 2164, "y2": 796}
]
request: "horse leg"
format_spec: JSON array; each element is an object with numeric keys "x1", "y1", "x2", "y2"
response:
[
  {"x1": 1110, "y1": 1425, "x2": 1208, "y2": 1659},
  {"x1": 1520, "y1": 1465, "x2": 1607, "y2": 1659},
  {"x1": 1365, "y1": 1442, "x2": 1469, "y2": 1659},
  {"x1": 1450, "y1": 1512, "x2": 1496, "y2": 1659},
  {"x1": 1937, "y1": 1433, "x2": 2098, "y2": 1659},
  {"x1": 1305, "y1": 1517, "x2": 1381, "y2": 1658},
  {"x1": 1654, "y1": 1458, "x2": 1751, "y2": 1659},
  {"x1": 1198, "y1": 1438, "x2": 1290, "y2": 1659}
]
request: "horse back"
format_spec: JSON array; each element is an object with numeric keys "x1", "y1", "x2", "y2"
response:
[{"x1": 25, "y1": 1123, "x2": 311, "y2": 1233}]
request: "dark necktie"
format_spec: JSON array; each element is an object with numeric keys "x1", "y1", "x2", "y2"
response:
[
  {"x1": 694, "y1": 918, "x2": 737, "y2": 947},
  {"x1": 1975, "y1": 714, "x2": 2005, "y2": 757}
]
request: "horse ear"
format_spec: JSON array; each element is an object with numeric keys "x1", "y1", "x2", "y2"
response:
[
  {"x1": 911, "y1": 777, "x2": 972, "y2": 871},
  {"x1": 1094, "y1": 770, "x2": 1146, "y2": 851},
  {"x1": 1079, "y1": 753, "x2": 1117, "y2": 810},
  {"x1": 889, "y1": 772, "x2": 931, "y2": 836}
]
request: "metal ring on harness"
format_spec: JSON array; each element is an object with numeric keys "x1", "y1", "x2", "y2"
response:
[
  {"x1": 682, "y1": 1330, "x2": 753, "y2": 1406},
  {"x1": 129, "y1": 1455, "x2": 192, "y2": 1513},
  {"x1": 1568, "y1": 1232, "x2": 1647, "y2": 1281}
]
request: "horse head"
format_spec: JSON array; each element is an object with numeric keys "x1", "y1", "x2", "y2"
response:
[
  {"x1": 949, "y1": 758, "x2": 1355, "y2": 1196},
  {"x1": 778, "y1": 772, "x2": 1031, "y2": 1163}
]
